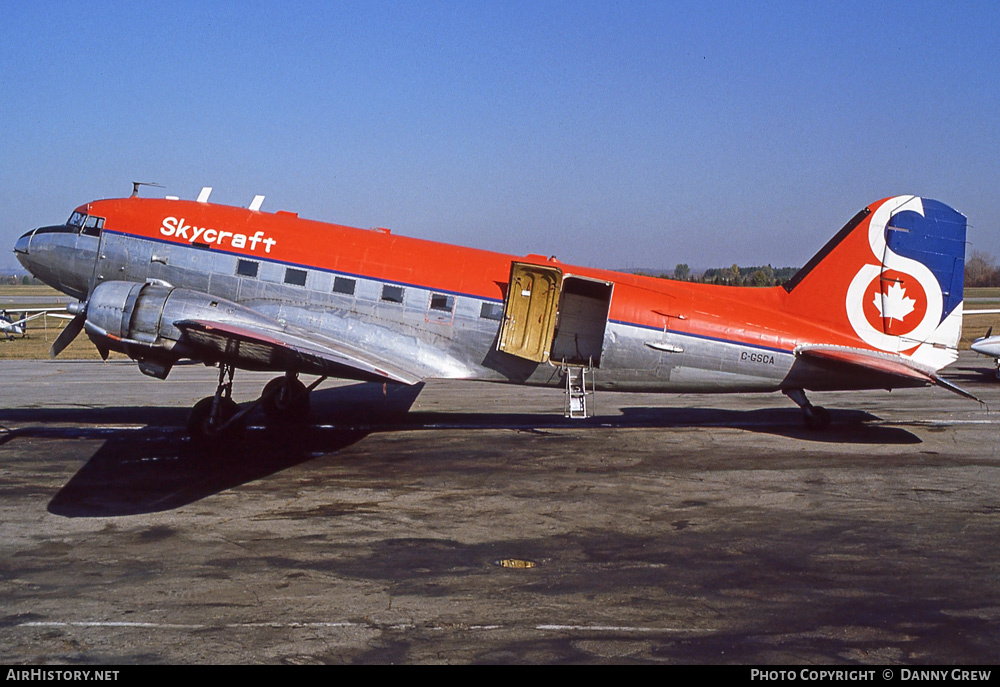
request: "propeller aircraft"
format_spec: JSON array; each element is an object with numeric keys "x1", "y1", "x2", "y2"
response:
[
  {"x1": 12, "y1": 188, "x2": 973, "y2": 443},
  {"x1": 1, "y1": 308, "x2": 68, "y2": 339},
  {"x1": 971, "y1": 327, "x2": 1000, "y2": 380}
]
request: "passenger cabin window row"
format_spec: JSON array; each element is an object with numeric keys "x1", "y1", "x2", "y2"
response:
[{"x1": 232, "y1": 260, "x2": 502, "y2": 321}]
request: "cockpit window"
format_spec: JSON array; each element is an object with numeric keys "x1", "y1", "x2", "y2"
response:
[
  {"x1": 81, "y1": 215, "x2": 104, "y2": 237},
  {"x1": 66, "y1": 211, "x2": 104, "y2": 236}
]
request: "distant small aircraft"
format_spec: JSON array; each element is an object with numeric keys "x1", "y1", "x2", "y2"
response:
[
  {"x1": 971, "y1": 327, "x2": 1000, "y2": 380},
  {"x1": 13, "y1": 188, "x2": 975, "y2": 442},
  {"x1": 0, "y1": 308, "x2": 66, "y2": 339},
  {"x1": 963, "y1": 305, "x2": 1000, "y2": 380}
]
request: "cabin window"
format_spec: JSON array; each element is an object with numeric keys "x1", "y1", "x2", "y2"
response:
[
  {"x1": 333, "y1": 276, "x2": 356, "y2": 295},
  {"x1": 236, "y1": 259, "x2": 259, "y2": 278},
  {"x1": 381, "y1": 284, "x2": 404, "y2": 304},
  {"x1": 284, "y1": 267, "x2": 307, "y2": 286},
  {"x1": 430, "y1": 293, "x2": 454, "y2": 312},
  {"x1": 81, "y1": 215, "x2": 103, "y2": 237},
  {"x1": 480, "y1": 302, "x2": 504, "y2": 321}
]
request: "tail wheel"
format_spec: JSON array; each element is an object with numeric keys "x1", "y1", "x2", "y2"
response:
[
  {"x1": 188, "y1": 396, "x2": 243, "y2": 446},
  {"x1": 803, "y1": 405, "x2": 831, "y2": 431},
  {"x1": 261, "y1": 376, "x2": 310, "y2": 423}
]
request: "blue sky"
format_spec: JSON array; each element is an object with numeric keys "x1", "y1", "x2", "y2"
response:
[{"x1": 2, "y1": 0, "x2": 998, "y2": 273}]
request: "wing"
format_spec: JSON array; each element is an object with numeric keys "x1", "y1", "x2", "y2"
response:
[
  {"x1": 175, "y1": 319, "x2": 423, "y2": 385},
  {"x1": 8, "y1": 311, "x2": 52, "y2": 327},
  {"x1": 65, "y1": 282, "x2": 427, "y2": 383},
  {"x1": 795, "y1": 344, "x2": 980, "y2": 402}
]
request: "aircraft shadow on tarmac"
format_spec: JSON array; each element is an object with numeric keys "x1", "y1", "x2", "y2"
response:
[
  {"x1": 949, "y1": 364, "x2": 1000, "y2": 385},
  {"x1": 0, "y1": 382, "x2": 922, "y2": 517}
]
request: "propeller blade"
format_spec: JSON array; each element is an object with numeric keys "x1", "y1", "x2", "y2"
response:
[
  {"x1": 987, "y1": 326, "x2": 994, "y2": 339},
  {"x1": 49, "y1": 313, "x2": 85, "y2": 358}
]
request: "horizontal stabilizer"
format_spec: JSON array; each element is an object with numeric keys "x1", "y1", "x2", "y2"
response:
[
  {"x1": 928, "y1": 372, "x2": 982, "y2": 403},
  {"x1": 795, "y1": 344, "x2": 980, "y2": 402}
]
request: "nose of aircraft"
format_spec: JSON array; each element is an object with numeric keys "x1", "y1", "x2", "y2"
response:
[
  {"x1": 13, "y1": 223, "x2": 97, "y2": 301},
  {"x1": 13, "y1": 228, "x2": 34, "y2": 255}
]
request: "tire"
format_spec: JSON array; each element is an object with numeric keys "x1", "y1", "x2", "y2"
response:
[
  {"x1": 260, "y1": 376, "x2": 310, "y2": 423},
  {"x1": 188, "y1": 396, "x2": 243, "y2": 447},
  {"x1": 803, "y1": 405, "x2": 831, "y2": 431}
]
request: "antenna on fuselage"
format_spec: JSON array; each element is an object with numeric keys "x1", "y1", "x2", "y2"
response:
[{"x1": 130, "y1": 181, "x2": 165, "y2": 198}]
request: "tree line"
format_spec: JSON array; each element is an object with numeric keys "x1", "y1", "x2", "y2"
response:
[
  {"x1": 645, "y1": 263, "x2": 800, "y2": 287},
  {"x1": 649, "y1": 252, "x2": 1000, "y2": 288},
  {"x1": 965, "y1": 252, "x2": 1000, "y2": 287}
]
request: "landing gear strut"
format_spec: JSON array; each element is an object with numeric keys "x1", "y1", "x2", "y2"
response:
[
  {"x1": 188, "y1": 363, "x2": 244, "y2": 445},
  {"x1": 783, "y1": 388, "x2": 831, "y2": 431},
  {"x1": 186, "y1": 366, "x2": 324, "y2": 444}
]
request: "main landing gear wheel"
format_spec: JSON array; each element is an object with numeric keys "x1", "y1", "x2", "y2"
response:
[
  {"x1": 783, "y1": 388, "x2": 831, "y2": 431},
  {"x1": 188, "y1": 396, "x2": 243, "y2": 446},
  {"x1": 187, "y1": 362, "x2": 245, "y2": 447},
  {"x1": 261, "y1": 375, "x2": 310, "y2": 423},
  {"x1": 186, "y1": 366, "x2": 321, "y2": 444}
]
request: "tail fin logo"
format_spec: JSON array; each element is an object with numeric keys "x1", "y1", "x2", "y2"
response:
[
  {"x1": 845, "y1": 196, "x2": 944, "y2": 353},
  {"x1": 863, "y1": 268, "x2": 928, "y2": 336}
]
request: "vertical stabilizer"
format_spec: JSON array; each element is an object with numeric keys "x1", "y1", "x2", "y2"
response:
[{"x1": 783, "y1": 196, "x2": 967, "y2": 371}]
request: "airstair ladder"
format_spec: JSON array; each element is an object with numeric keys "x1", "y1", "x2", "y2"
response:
[{"x1": 563, "y1": 362, "x2": 595, "y2": 419}]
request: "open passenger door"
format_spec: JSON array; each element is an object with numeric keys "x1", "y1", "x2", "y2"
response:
[
  {"x1": 497, "y1": 262, "x2": 614, "y2": 367},
  {"x1": 497, "y1": 262, "x2": 563, "y2": 362}
]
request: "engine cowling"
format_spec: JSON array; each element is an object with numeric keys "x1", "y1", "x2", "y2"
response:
[{"x1": 83, "y1": 280, "x2": 275, "y2": 379}]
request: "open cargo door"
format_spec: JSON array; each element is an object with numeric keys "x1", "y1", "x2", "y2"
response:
[{"x1": 497, "y1": 262, "x2": 563, "y2": 362}]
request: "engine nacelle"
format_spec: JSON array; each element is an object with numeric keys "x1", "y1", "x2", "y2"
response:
[{"x1": 83, "y1": 280, "x2": 276, "y2": 379}]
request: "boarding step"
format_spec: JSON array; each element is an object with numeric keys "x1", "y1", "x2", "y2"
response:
[{"x1": 562, "y1": 363, "x2": 595, "y2": 419}]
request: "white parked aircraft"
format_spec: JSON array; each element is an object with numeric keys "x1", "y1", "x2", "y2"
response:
[{"x1": 0, "y1": 308, "x2": 69, "y2": 339}]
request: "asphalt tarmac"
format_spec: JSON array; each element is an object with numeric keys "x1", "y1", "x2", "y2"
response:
[{"x1": 2, "y1": 353, "x2": 999, "y2": 664}]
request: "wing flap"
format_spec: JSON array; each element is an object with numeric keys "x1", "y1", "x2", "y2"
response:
[{"x1": 175, "y1": 319, "x2": 423, "y2": 385}]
